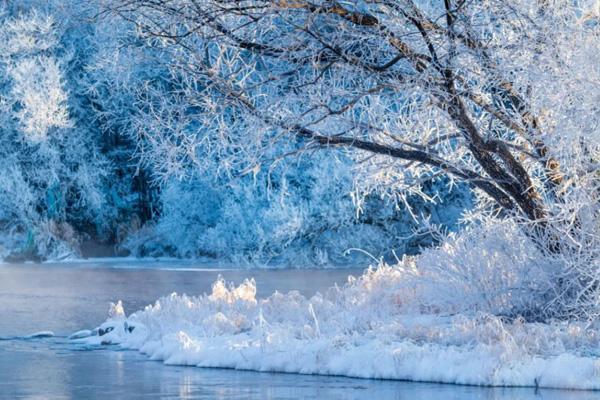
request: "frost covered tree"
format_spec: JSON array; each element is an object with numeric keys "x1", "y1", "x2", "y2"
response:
[
  {"x1": 0, "y1": 6, "x2": 110, "y2": 259},
  {"x1": 103, "y1": 0, "x2": 600, "y2": 318},
  {"x1": 68, "y1": 0, "x2": 468, "y2": 265},
  {"x1": 0, "y1": 0, "x2": 467, "y2": 263}
]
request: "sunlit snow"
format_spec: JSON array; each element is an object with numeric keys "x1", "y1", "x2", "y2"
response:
[{"x1": 77, "y1": 265, "x2": 600, "y2": 389}]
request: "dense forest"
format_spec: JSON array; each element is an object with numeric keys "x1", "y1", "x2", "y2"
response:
[{"x1": 0, "y1": 1, "x2": 470, "y2": 264}]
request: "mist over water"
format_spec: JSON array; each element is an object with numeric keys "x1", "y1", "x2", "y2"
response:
[{"x1": 0, "y1": 262, "x2": 357, "y2": 336}]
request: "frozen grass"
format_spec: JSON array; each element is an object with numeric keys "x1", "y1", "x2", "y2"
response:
[{"x1": 78, "y1": 234, "x2": 600, "y2": 389}]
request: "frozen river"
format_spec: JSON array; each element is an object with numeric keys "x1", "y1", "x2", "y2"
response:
[{"x1": 0, "y1": 261, "x2": 597, "y2": 399}]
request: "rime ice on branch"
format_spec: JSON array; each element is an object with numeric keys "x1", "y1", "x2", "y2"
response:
[{"x1": 102, "y1": 0, "x2": 600, "y2": 319}]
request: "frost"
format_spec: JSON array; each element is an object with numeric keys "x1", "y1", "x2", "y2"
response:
[
  {"x1": 24, "y1": 331, "x2": 54, "y2": 339},
  {"x1": 0, "y1": 11, "x2": 69, "y2": 142},
  {"x1": 0, "y1": 5, "x2": 110, "y2": 261},
  {"x1": 68, "y1": 330, "x2": 92, "y2": 340},
  {"x1": 209, "y1": 278, "x2": 257, "y2": 305},
  {"x1": 9, "y1": 56, "x2": 70, "y2": 141}
]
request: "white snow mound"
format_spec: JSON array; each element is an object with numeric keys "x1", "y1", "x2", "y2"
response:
[{"x1": 77, "y1": 266, "x2": 600, "y2": 389}]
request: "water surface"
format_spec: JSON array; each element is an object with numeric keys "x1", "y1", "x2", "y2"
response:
[{"x1": 0, "y1": 262, "x2": 596, "y2": 399}]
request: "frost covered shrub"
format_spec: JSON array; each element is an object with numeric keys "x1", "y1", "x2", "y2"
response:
[
  {"x1": 9, "y1": 56, "x2": 70, "y2": 140},
  {"x1": 124, "y1": 154, "x2": 468, "y2": 266},
  {"x1": 408, "y1": 221, "x2": 553, "y2": 318}
]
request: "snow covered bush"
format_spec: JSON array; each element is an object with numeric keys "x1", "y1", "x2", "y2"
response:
[{"x1": 126, "y1": 154, "x2": 467, "y2": 265}]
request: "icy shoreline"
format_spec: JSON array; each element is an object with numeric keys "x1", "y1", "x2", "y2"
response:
[{"x1": 77, "y1": 265, "x2": 600, "y2": 390}]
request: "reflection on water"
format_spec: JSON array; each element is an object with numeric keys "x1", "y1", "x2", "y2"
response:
[
  {"x1": 1, "y1": 263, "x2": 599, "y2": 399},
  {"x1": 2, "y1": 339, "x2": 598, "y2": 400}
]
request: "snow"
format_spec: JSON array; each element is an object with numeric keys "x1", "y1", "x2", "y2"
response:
[
  {"x1": 76, "y1": 265, "x2": 600, "y2": 390},
  {"x1": 67, "y1": 330, "x2": 92, "y2": 340},
  {"x1": 23, "y1": 331, "x2": 54, "y2": 339}
]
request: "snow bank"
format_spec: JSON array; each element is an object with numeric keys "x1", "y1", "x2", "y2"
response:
[{"x1": 77, "y1": 264, "x2": 600, "y2": 390}]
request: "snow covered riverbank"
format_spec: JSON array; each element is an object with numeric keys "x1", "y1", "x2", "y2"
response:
[{"x1": 77, "y1": 264, "x2": 600, "y2": 390}]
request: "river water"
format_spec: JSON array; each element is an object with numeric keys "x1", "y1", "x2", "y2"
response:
[{"x1": 0, "y1": 261, "x2": 596, "y2": 399}]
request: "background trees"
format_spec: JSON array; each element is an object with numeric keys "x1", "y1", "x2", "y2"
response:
[
  {"x1": 100, "y1": 0, "x2": 600, "y2": 318},
  {"x1": 0, "y1": 0, "x2": 468, "y2": 264},
  {"x1": 103, "y1": 0, "x2": 595, "y2": 223}
]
